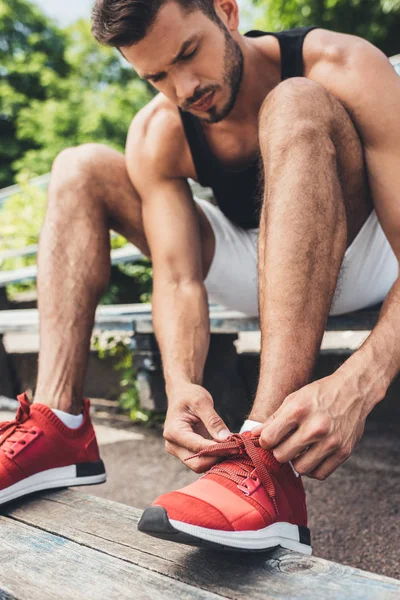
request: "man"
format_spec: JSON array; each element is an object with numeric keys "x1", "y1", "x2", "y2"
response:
[{"x1": 1, "y1": 0, "x2": 399, "y2": 554}]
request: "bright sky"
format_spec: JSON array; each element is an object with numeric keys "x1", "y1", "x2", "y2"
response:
[
  {"x1": 31, "y1": 0, "x2": 254, "y2": 28},
  {"x1": 31, "y1": 0, "x2": 93, "y2": 26}
]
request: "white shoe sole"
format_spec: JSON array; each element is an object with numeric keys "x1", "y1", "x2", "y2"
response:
[
  {"x1": 170, "y1": 518, "x2": 312, "y2": 554},
  {"x1": 0, "y1": 460, "x2": 106, "y2": 506},
  {"x1": 138, "y1": 506, "x2": 312, "y2": 554}
]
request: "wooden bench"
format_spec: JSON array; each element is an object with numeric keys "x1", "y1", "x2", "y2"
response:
[
  {"x1": 1, "y1": 488, "x2": 399, "y2": 599},
  {"x1": 0, "y1": 302, "x2": 382, "y2": 428},
  {"x1": 2, "y1": 56, "x2": 398, "y2": 413}
]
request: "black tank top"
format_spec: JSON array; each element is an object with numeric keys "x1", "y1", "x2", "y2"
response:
[{"x1": 179, "y1": 27, "x2": 318, "y2": 229}]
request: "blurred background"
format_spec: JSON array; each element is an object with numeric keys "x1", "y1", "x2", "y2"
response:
[
  {"x1": 0, "y1": 3, "x2": 399, "y2": 576},
  {"x1": 0, "y1": 0, "x2": 400, "y2": 415},
  {"x1": 1, "y1": 0, "x2": 400, "y2": 300},
  {"x1": 2, "y1": 0, "x2": 400, "y2": 190},
  {"x1": 0, "y1": 0, "x2": 400, "y2": 412}
]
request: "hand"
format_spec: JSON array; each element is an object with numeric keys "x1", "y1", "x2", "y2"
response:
[
  {"x1": 163, "y1": 383, "x2": 232, "y2": 473},
  {"x1": 252, "y1": 373, "x2": 370, "y2": 480}
]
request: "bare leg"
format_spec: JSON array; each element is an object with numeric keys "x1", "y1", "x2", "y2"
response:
[
  {"x1": 34, "y1": 144, "x2": 150, "y2": 414},
  {"x1": 34, "y1": 143, "x2": 215, "y2": 414},
  {"x1": 249, "y1": 78, "x2": 372, "y2": 422}
]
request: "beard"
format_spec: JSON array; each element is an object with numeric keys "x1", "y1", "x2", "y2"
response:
[
  {"x1": 206, "y1": 30, "x2": 244, "y2": 124},
  {"x1": 185, "y1": 28, "x2": 244, "y2": 124}
]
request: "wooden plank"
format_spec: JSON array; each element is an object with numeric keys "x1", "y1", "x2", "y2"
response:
[
  {"x1": 4, "y1": 489, "x2": 399, "y2": 600},
  {"x1": 0, "y1": 303, "x2": 381, "y2": 335},
  {"x1": 0, "y1": 516, "x2": 224, "y2": 600},
  {"x1": 133, "y1": 308, "x2": 380, "y2": 333}
]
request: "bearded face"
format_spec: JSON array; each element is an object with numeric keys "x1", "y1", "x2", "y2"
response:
[{"x1": 122, "y1": 2, "x2": 245, "y2": 124}]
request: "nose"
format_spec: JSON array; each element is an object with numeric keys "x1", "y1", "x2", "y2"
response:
[{"x1": 172, "y1": 70, "x2": 200, "y2": 105}]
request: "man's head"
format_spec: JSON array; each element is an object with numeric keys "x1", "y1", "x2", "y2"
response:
[{"x1": 92, "y1": 0, "x2": 244, "y2": 123}]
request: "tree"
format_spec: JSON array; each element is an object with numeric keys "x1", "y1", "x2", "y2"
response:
[
  {"x1": 0, "y1": 0, "x2": 69, "y2": 187},
  {"x1": 252, "y1": 0, "x2": 400, "y2": 56},
  {"x1": 14, "y1": 19, "x2": 152, "y2": 176},
  {"x1": 0, "y1": 2, "x2": 152, "y2": 186}
]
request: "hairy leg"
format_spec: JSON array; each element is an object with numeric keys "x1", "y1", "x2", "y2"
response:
[
  {"x1": 34, "y1": 143, "x2": 215, "y2": 414},
  {"x1": 249, "y1": 78, "x2": 372, "y2": 422},
  {"x1": 34, "y1": 144, "x2": 151, "y2": 414}
]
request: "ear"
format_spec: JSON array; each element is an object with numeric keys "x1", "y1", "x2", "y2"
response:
[{"x1": 214, "y1": 0, "x2": 239, "y2": 32}]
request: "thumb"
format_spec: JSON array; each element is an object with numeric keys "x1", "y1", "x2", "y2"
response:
[{"x1": 197, "y1": 404, "x2": 231, "y2": 441}]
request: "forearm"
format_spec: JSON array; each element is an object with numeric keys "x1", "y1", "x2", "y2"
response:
[
  {"x1": 152, "y1": 278, "x2": 210, "y2": 396},
  {"x1": 337, "y1": 274, "x2": 400, "y2": 410}
]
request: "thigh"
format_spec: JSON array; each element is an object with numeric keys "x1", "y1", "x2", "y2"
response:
[
  {"x1": 194, "y1": 198, "x2": 259, "y2": 316},
  {"x1": 259, "y1": 78, "x2": 373, "y2": 248},
  {"x1": 330, "y1": 98, "x2": 374, "y2": 246},
  {"x1": 52, "y1": 143, "x2": 151, "y2": 256}
]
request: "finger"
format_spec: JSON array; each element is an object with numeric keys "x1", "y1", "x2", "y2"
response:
[
  {"x1": 251, "y1": 421, "x2": 269, "y2": 436},
  {"x1": 166, "y1": 440, "x2": 220, "y2": 473},
  {"x1": 271, "y1": 430, "x2": 311, "y2": 463},
  {"x1": 170, "y1": 428, "x2": 218, "y2": 454},
  {"x1": 308, "y1": 449, "x2": 350, "y2": 481},
  {"x1": 195, "y1": 404, "x2": 231, "y2": 441},
  {"x1": 291, "y1": 442, "x2": 335, "y2": 475},
  {"x1": 259, "y1": 410, "x2": 299, "y2": 450}
]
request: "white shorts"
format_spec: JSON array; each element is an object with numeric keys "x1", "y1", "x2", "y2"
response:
[{"x1": 194, "y1": 197, "x2": 398, "y2": 317}]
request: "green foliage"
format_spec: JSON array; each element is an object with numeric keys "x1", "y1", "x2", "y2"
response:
[
  {"x1": 253, "y1": 0, "x2": 400, "y2": 56},
  {"x1": 0, "y1": 3, "x2": 153, "y2": 299},
  {"x1": 0, "y1": 178, "x2": 46, "y2": 258},
  {"x1": 14, "y1": 18, "x2": 152, "y2": 177},
  {"x1": 0, "y1": 177, "x2": 46, "y2": 295},
  {"x1": 0, "y1": 3, "x2": 156, "y2": 418},
  {"x1": 0, "y1": 178, "x2": 153, "y2": 302},
  {"x1": 0, "y1": 0, "x2": 69, "y2": 187},
  {"x1": 92, "y1": 332, "x2": 163, "y2": 424},
  {"x1": 118, "y1": 261, "x2": 153, "y2": 304},
  {"x1": 15, "y1": 77, "x2": 150, "y2": 175},
  {"x1": 0, "y1": 2, "x2": 152, "y2": 186}
]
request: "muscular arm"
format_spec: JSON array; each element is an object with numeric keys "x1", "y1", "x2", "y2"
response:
[
  {"x1": 126, "y1": 101, "x2": 230, "y2": 469},
  {"x1": 126, "y1": 103, "x2": 209, "y2": 393}
]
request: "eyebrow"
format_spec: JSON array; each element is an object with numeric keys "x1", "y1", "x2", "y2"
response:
[{"x1": 142, "y1": 35, "x2": 199, "y2": 80}]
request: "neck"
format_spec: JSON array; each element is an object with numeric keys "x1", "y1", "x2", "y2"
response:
[{"x1": 222, "y1": 33, "x2": 281, "y2": 125}]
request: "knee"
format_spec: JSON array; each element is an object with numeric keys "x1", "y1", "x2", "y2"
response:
[
  {"x1": 48, "y1": 143, "x2": 117, "y2": 215},
  {"x1": 259, "y1": 78, "x2": 338, "y2": 151},
  {"x1": 51, "y1": 143, "x2": 112, "y2": 188}
]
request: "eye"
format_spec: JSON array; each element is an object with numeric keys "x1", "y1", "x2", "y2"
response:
[
  {"x1": 151, "y1": 74, "x2": 166, "y2": 84},
  {"x1": 182, "y1": 48, "x2": 198, "y2": 61}
]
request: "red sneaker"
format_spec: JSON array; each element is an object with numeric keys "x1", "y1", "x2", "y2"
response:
[
  {"x1": 0, "y1": 392, "x2": 106, "y2": 505},
  {"x1": 138, "y1": 432, "x2": 311, "y2": 554}
]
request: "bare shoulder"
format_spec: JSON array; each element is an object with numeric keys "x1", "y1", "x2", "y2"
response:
[
  {"x1": 126, "y1": 94, "x2": 188, "y2": 180},
  {"x1": 303, "y1": 28, "x2": 388, "y2": 82}
]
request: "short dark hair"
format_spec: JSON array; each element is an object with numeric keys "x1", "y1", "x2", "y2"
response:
[{"x1": 92, "y1": 0, "x2": 220, "y2": 48}]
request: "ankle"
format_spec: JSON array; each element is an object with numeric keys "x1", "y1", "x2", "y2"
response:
[{"x1": 33, "y1": 396, "x2": 83, "y2": 416}]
